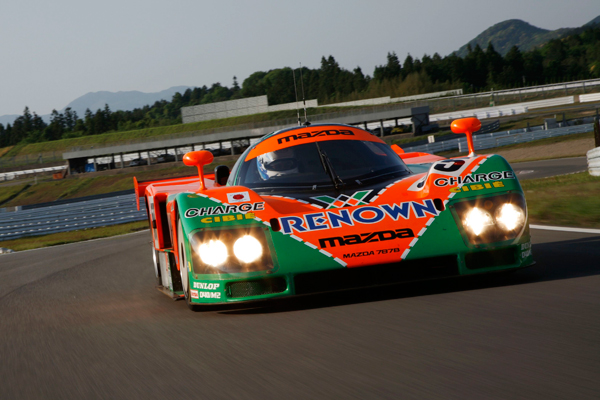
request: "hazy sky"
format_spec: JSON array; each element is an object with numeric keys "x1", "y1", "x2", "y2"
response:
[{"x1": 1, "y1": 0, "x2": 599, "y2": 116}]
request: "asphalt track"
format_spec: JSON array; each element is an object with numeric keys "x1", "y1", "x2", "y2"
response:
[
  {"x1": 1, "y1": 226, "x2": 599, "y2": 399},
  {"x1": 512, "y1": 156, "x2": 589, "y2": 180}
]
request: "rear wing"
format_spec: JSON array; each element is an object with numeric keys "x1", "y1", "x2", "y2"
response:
[
  {"x1": 134, "y1": 175, "x2": 213, "y2": 211},
  {"x1": 134, "y1": 174, "x2": 218, "y2": 210}
]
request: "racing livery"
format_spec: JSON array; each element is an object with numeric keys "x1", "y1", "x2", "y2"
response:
[{"x1": 134, "y1": 118, "x2": 533, "y2": 310}]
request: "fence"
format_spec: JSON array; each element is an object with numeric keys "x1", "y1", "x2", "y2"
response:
[
  {"x1": 0, "y1": 194, "x2": 147, "y2": 241},
  {"x1": 404, "y1": 123, "x2": 594, "y2": 154},
  {"x1": 0, "y1": 151, "x2": 64, "y2": 170}
]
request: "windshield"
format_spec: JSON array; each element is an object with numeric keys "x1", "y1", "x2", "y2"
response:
[{"x1": 235, "y1": 140, "x2": 411, "y2": 190}]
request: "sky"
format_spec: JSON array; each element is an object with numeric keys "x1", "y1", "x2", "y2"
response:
[{"x1": 1, "y1": 0, "x2": 599, "y2": 117}]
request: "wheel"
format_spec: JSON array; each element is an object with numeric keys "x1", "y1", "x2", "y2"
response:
[
  {"x1": 177, "y1": 218, "x2": 198, "y2": 311},
  {"x1": 152, "y1": 247, "x2": 162, "y2": 286}
]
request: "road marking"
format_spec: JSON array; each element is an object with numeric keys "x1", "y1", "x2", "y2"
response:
[{"x1": 530, "y1": 225, "x2": 600, "y2": 235}]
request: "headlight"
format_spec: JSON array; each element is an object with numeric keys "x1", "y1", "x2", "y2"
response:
[
  {"x1": 197, "y1": 239, "x2": 228, "y2": 267},
  {"x1": 452, "y1": 193, "x2": 527, "y2": 244},
  {"x1": 495, "y1": 203, "x2": 525, "y2": 232},
  {"x1": 464, "y1": 207, "x2": 494, "y2": 235},
  {"x1": 233, "y1": 235, "x2": 263, "y2": 263},
  {"x1": 188, "y1": 226, "x2": 274, "y2": 274}
]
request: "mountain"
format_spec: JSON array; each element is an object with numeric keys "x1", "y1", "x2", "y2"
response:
[
  {"x1": 62, "y1": 86, "x2": 192, "y2": 117},
  {"x1": 454, "y1": 19, "x2": 572, "y2": 57},
  {"x1": 454, "y1": 16, "x2": 600, "y2": 57},
  {"x1": 0, "y1": 114, "x2": 21, "y2": 126},
  {"x1": 0, "y1": 86, "x2": 192, "y2": 126},
  {"x1": 583, "y1": 15, "x2": 600, "y2": 27}
]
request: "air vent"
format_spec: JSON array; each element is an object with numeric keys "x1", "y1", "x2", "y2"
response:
[
  {"x1": 465, "y1": 247, "x2": 517, "y2": 269},
  {"x1": 227, "y1": 277, "x2": 287, "y2": 298}
]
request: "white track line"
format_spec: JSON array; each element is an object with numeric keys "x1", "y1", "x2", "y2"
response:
[{"x1": 530, "y1": 225, "x2": 600, "y2": 235}]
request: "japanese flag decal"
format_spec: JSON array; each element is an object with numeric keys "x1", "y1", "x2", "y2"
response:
[{"x1": 227, "y1": 191, "x2": 251, "y2": 203}]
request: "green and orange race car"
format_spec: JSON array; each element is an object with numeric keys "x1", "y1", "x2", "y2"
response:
[{"x1": 134, "y1": 118, "x2": 533, "y2": 310}]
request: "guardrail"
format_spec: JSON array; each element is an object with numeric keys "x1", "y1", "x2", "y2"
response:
[
  {"x1": 1, "y1": 166, "x2": 66, "y2": 181},
  {"x1": 0, "y1": 194, "x2": 147, "y2": 241},
  {"x1": 404, "y1": 123, "x2": 594, "y2": 154},
  {"x1": 588, "y1": 147, "x2": 600, "y2": 176},
  {"x1": 580, "y1": 93, "x2": 600, "y2": 103},
  {"x1": 458, "y1": 124, "x2": 593, "y2": 153}
]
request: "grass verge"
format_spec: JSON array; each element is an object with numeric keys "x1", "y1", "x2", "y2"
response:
[
  {"x1": 0, "y1": 183, "x2": 30, "y2": 206},
  {"x1": 521, "y1": 172, "x2": 600, "y2": 228},
  {"x1": 0, "y1": 221, "x2": 149, "y2": 252}
]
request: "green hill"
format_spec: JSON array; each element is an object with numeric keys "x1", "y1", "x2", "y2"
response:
[{"x1": 455, "y1": 19, "x2": 571, "y2": 57}]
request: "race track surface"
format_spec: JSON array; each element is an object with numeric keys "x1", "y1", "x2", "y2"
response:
[
  {"x1": 512, "y1": 156, "x2": 589, "y2": 180},
  {"x1": 1, "y1": 228, "x2": 599, "y2": 399}
]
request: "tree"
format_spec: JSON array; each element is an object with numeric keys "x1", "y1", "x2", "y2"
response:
[
  {"x1": 543, "y1": 39, "x2": 567, "y2": 82},
  {"x1": 241, "y1": 72, "x2": 268, "y2": 98},
  {"x1": 262, "y1": 68, "x2": 295, "y2": 105},
  {"x1": 319, "y1": 55, "x2": 342, "y2": 102},
  {"x1": 352, "y1": 67, "x2": 368, "y2": 93},
  {"x1": 374, "y1": 52, "x2": 402, "y2": 82},
  {"x1": 499, "y1": 46, "x2": 525, "y2": 87},
  {"x1": 485, "y1": 42, "x2": 504, "y2": 87},
  {"x1": 84, "y1": 108, "x2": 94, "y2": 135},
  {"x1": 63, "y1": 107, "x2": 78, "y2": 132},
  {"x1": 402, "y1": 54, "x2": 414, "y2": 78},
  {"x1": 523, "y1": 49, "x2": 544, "y2": 85},
  {"x1": 45, "y1": 109, "x2": 65, "y2": 141}
]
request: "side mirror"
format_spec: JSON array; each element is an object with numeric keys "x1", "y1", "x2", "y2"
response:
[
  {"x1": 451, "y1": 117, "x2": 481, "y2": 157},
  {"x1": 214, "y1": 165, "x2": 230, "y2": 186},
  {"x1": 183, "y1": 150, "x2": 214, "y2": 191}
]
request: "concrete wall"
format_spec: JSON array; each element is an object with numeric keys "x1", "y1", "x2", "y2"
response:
[
  {"x1": 322, "y1": 97, "x2": 391, "y2": 108},
  {"x1": 390, "y1": 89, "x2": 463, "y2": 103},
  {"x1": 181, "y1": 95, "x2": 319, "y2": 123}
]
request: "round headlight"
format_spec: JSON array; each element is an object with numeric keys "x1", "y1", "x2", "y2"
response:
[
  {"x1": 495, "y1": 203, "x2": 525, "y2": 232},
  {"x1": 464, "y1": 207, "x2": 494, "y2": 236},
  {"x1": 198, "y1": 239, "x2": 228, "y2": 267},
  {"x1": 233, "y1": 235, "x2": 263, "y2": 263}
]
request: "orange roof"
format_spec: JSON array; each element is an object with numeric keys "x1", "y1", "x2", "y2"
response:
[{"x1": 245, "y1": 125, "x2": 385, "y2": 161}]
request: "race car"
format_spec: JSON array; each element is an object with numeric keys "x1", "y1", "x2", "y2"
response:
[{"x1": 134, "y1": 118, "x2": 533, "y2": 310}]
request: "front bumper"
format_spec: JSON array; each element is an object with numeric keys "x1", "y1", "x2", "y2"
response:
[{"x1": 185, "y1": 240, "x2": 533, "y2": 305}]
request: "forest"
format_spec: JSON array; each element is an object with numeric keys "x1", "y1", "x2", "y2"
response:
[{"x1": 1, "y1": 25, "x2": 599, "y2": 148}]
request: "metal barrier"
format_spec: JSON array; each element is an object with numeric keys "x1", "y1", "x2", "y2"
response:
[
  {"x1": 404, "y1": 123, "x2": 594, "y2": 154},
  {"x1": 588, "y1": 147, "x2": 600, "y2": 176},
  {"x1": 0, "y1": 194, "x2": 147, "y2": 241},
  {"x1": 580, "y1": 93, "x2": 600, "y2": 103},
  {"x1": 1, "y1": 166, "x2": 66, "y2": 182},
  {"x1": 458, "y1": 124, "x2": 594, "y2": 153}
]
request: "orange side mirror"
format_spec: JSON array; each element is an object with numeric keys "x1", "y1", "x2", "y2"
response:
[
  {"x1": 183, "y1": 150, "x2": 214, "y2": 191},
  {"x1": 451, "y1": 117, "x2": 481, "y2": 157}
]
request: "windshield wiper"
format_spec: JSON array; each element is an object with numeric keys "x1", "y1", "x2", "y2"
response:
[{"x1": 315, "y1": 143, "x2": 344, "y2": 190}]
